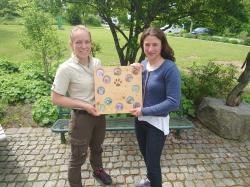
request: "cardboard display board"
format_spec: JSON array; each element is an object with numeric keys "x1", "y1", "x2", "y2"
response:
[{"x1": 94, "y1": 66, "x2": 142, "y2": 114}]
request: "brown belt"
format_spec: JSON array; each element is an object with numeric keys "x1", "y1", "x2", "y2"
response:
[{"x1": 73, "y1": 109, "x2": 88, "y2": 114}]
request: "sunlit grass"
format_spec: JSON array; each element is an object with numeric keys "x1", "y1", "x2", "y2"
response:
[{"x1": 0, "y1": 24, "x2": 249, "y2": 69}]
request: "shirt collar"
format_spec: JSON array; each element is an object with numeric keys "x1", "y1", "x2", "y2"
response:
[
  {"x1": 71, "y1": 53, "x2": 93, "y2": 67},
  {"x1": 71, "y1": 53, "x2": 94, "y2": 72}
]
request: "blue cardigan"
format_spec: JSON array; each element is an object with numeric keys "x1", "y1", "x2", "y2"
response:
[{"x1": 141, "y1": 59, "x2": 181, "y2": 116}]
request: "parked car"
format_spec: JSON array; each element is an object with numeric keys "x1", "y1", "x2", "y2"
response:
[
  {"x1": 160, "y1": 24, "x2": 184, "y2": 34},
  {"x1": 191, "y1": 27, "x2": 212, "y2": 35},
  {"x1": 101, "y1": 17, "x2": 119, "y2": 27}
]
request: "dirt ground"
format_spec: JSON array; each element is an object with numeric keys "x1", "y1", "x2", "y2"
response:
[{"x1": 0, "y1": 104, "x2": 39, "y2": 128}]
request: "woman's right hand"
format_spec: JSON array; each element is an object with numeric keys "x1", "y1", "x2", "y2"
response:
[{"x1": 84, "y1": 103, "x2": 100, "y2": 116}]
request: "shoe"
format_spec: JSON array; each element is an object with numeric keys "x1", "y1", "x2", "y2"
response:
[
  {"x1": 135, "y1": 178, "x2": 151, "y2": 187},
  {"x1": 93, "y1": 168, "x2": 112, "y2": 185}
]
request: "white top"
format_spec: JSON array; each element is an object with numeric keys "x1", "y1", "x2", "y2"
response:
[
  {"x1": 138, "y1": 63, "x2": 170, "y2": 135},
  {"x1": 138, "y1": 115, "x2": 170, "y2": 135}
]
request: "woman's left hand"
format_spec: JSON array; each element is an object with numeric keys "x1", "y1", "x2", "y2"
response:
[
  {"x1": 131, "y1": 63, "x2": 144, "y2": 71},
  {"x1": 130, "y1": 107, "x2": 142, "y2": 117}
]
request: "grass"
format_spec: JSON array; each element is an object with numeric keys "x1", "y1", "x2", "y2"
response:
[{"x1": 0, "y1": 24, "x2": 249, "y2": 68}]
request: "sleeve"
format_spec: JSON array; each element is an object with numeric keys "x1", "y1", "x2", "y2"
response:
[
  {"x1": 141, "y1": 66, "x2": 181, "y2": 116},
  {"x1": 51, "y1": 64, "x2": 70, "y2": 96}
]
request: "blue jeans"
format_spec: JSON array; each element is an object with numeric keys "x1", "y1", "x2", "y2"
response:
[{"x1": 135, "y1": 118, "x2": 166, "y2": 187}]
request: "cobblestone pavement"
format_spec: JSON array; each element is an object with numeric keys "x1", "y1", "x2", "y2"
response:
[{"x1": 0, "y1": 122, "x2": 249, "y2": 187}]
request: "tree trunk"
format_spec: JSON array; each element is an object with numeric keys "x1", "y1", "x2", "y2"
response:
[{"x1": 226, "y1": 52, "x2": 250, "y2": 106}]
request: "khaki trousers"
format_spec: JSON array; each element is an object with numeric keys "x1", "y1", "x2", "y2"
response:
[{"x1": 68, "y1": 110, "x2": 106, "y2": 187}]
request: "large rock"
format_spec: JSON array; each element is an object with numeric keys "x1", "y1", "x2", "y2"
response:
[{"x1": 197, "y1": 97, "x2": 250, "y2": 141}]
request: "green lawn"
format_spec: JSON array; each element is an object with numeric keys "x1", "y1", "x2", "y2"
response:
[{"x1": 0, "y1": 24, "x2": 249, "y2": 69}]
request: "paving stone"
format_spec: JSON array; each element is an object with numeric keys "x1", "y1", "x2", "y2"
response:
[
  {"x1": 37, "y1": 173, "x2": 50, "y2": 181},
  {"x1": 125, "y1": 176, "x2": 134, "y2": 184},
  {"x1": 162, "y1": 182, "x2": 172, "y2": 187},
  {"x1": 84, "y1": 178, "x2": 95, "y2": 186},
  {"x1": 7, "y1": 182, "x2": 16, "y2": 187},
  {"x1": 116, "y1": 175, "x2": 125, "y2": 184},
  {"x1": 56, "y1": 179, "x2": 66, "y2": 187},
  {"x1": 176, "y1": 173, "x2": 185, "y2": 180},
  {"x1": 1, "y1": 126, "x2": 249, "y2": 187},
  {"x1": 0, "y1": 183, "x2": 7, "y2": 187},
  {"x1": 184, "y1": 180, "x2": 195, "y2": 187},
  {"x1": 32, "y1": 181, "x2": 47, "y2": 187},
  {"x1": 166, "y1": 173, "x2": 176, "y2": 181},
  {"x1": 27, "y1": 173, "x2": 37, "y2": 181},
  {"x1": 15, "y1": 174, "x2": 27, "y2": 182},
  {"x1": 4, "y1": 174, "x2": 17, "y2": 182},
  {"x1": 44, "y1": 180, "x2": 57, "y2": 187},
  {"x1": 173, "y1": 181, "x2": 184, "y2": 187}
]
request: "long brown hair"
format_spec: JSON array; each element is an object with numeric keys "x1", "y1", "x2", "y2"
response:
[{"x1": 140, "y1": 27, "x2": 175, "y2": 62}]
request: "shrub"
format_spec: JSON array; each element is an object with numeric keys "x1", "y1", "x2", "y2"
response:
[
  {"x1": 0, "y1": 58, "x2": 19, "y2": 75},
  {"x1": 198, "y1": 35, "x2": 211, "y2": 41},
  {"x1": 19, "y1": 61, "x2": 54, "y2": 83},
  {"x1": 238, "y1": 31, "x2": 248, "y2": 40},
  {"x1": 182, "y1": 61, "x2": 238, "y2": 107},
  {"x1": 0, "y1": 73, "x2": 50, "y2": 104},
  {"x1": 170, "y1": 95, "x2": 195, "y2": 118},
  {"x1": 229, "y1": 39, "x2": 239, "y2": 44},
  {"x1": 32, "y1": 96, "x2": 58, "y2": 126},
  {"x1": 243, "y1": 37, "x2": 250, "y2": 46},
  {"x1": 85, "y1": 15, "x2": 101, "y2": 26},
  {"x1": 243, "y1": 95, "x2": 250, "y2": 104},
  {"x1": 65, "y1": 4, "x2": 83, "y2": 25},
  {"x1": 220, "y1": 37, "x2": 230, "y2": 43},
  {"x1": 0, "y1": 101, "x2": 7, "y2": 120},
  {"x1": 183, "y1": 33, "x2": 197, "y2": 39}
]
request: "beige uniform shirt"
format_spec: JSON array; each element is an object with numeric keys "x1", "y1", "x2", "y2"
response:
[{"x1": 51, "y1": 55, "x2": 101, "y2": 105}]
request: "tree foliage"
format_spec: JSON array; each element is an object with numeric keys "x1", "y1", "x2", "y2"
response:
[
  {"x1": 20, "y1": 3, "x2": 65, "y2": 82},
  {"x1": 0, "y1": 0, "x2": 24, "y2": 17},
  {"x1": 69, "y1": 0, "x2": 248, "y2": 66}
]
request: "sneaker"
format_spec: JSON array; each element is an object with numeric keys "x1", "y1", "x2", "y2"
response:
[
  {"x1": 135, "y1": 178, "x2": 151, "y2": 187},
  {"x1": 93, "y1": 168, "x2": 112, "y2": 185}
]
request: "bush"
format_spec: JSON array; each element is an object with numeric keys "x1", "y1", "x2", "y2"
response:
[
  {"x1": 197, "y1": 35, "x2": 210, "y2": 41},
  {"x1": 32, "y1": 96, "x2": 58, "y2": 126},
  {"x1": 210, "y1": 36, "x2": 223, "y2": 42},
  {"x1": 243, "y1": 95, "x2": 250, "y2": 104},
  {"x1": 182, "y1": 61, "x2": 238, "y2": 107},
  {"x1": 85, "y1": 15, "x2": 101, "y2": 26},
  {"x1": 238, "y1": 31, "x2": 249, "y2": 40},
  {"x1": 0, "y1": 101, "x2": 7, "y2": 120},
  {"x1": 229, "y1": 39, "x2": 239, "y2": 44},
  {"x1": 65, "y1": 4, "x2": 83, "y2": 25},
  {"x1": 0, "y1": 58, "x2": 19, "y2": 75},
  {"x1": 170, "y1": 95, "x2": 195, "y2": 118},
  {"x1": 243, "y1": 37, "x2": 250, "y2": 46},
  {"x1": 19, "y1": 61, "x2": 54, "y2": 83},
  {"x1": 0, "y1": 74, "x2": 50, "y2": 104},
  {"x1": 183, "y1": 33, "x2": 197, "y2": 39}
]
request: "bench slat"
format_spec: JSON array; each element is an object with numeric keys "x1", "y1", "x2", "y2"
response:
[
  {"x1": 52, "y1": 107, "x2": 194, "y2": 143},
  {"x1": 52, "y1": 117, "x2": 194, "y2": 132}
]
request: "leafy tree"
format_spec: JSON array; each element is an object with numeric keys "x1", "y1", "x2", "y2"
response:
[
  {"x1": 20, "y1": 3, "x2": 65, "y2": 82},
  {"x1": 67, "y1": 0, "x2": 248, "y2": 66},
  {"x1": 65, "y1": 3, "x2": 84, "y2": 25},
  {"x1": 0, "y1": 0, "x2": 22, "y2": 17},
  {"x1": 33, "y1": 0, "x2": 64, "y2": 17}
]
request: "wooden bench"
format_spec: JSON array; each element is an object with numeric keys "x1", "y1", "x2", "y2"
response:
[{"x1": 51, "y1": 107, "x2": 194, "y2": 143}]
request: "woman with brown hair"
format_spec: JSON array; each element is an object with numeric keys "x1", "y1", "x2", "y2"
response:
[{"x1": 131, "y1": 27, "x2": 181, "y2": 187}]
